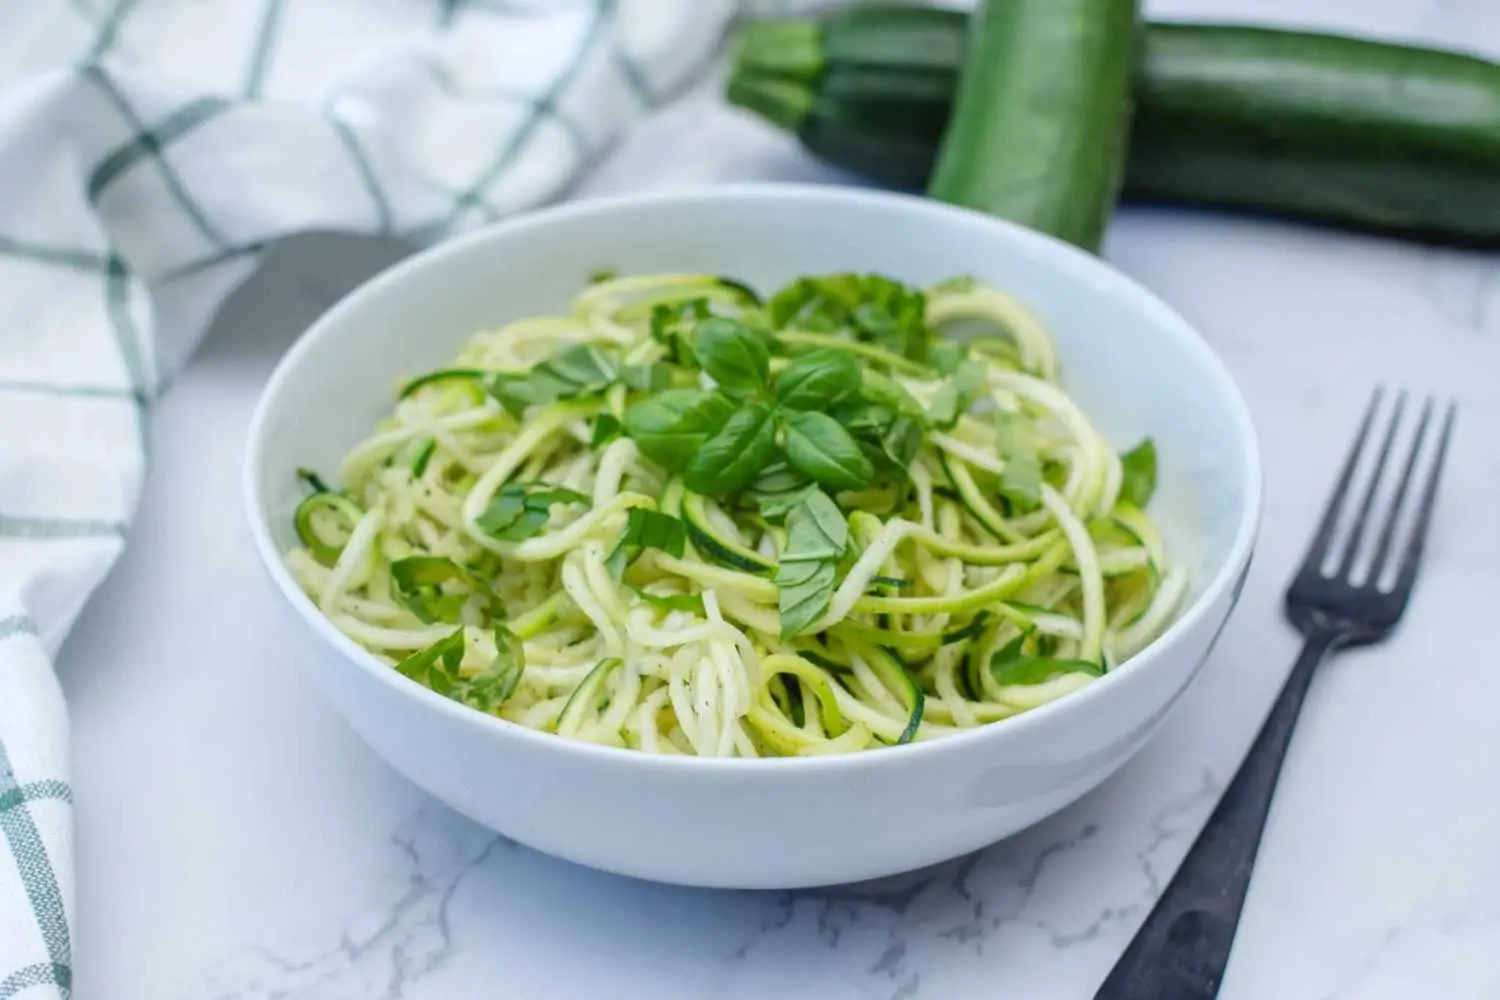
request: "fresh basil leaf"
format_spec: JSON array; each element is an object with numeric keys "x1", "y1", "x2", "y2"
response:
[
  {"x1": 987, "y1": 628, "x2": 1102, "y2": 686},
  {"x1": 928, "y1": 342, "x2": 966, "y2": 376},
  {"x1": 749, "y1": 460, "x2": 809, "y2": 496},
  {"x1": 390, "y1": 556, "x2": 504, "y2": 624},
  {"x1": 475, "y1": 483, "x2": 590, "y2": 542},
  {"x1": 590, "y1": 413, "x2": 622, "y2": 447},
  {"x1": 296, "y1": 468, "x2": 331, "y2": 494},
  {"x1": 649, "y1": 298, "x2": 709, "y2": 366},
  {"x1": 994, "y1": 410, "x2": 1043, "y2": 510},
  {"x1": 587, "y1": 267, "x2": 618, "y2": 284},
  {"x1": 484, "y1": 344, "x2": 620, "y2": 416},
  {"x1": 747, "y1": 461, "x2": 814, "y2": 522},
  {"x1": 860, "y1": 370, "x2": 926, "y2": 419},
  {"x1": 544, "y1": 343, "x2": 619, "y2": 388},
  {"x1": 775, "y1": 489, "x2": 848, "y2": 637},
  {"x1": 833, "y1": 402, "x2": 921, "y2": 473},
  {"x1": 755, "y1": 483, "x2": 817, "y2": 522},
  {"x1": 683, "y1": 402, "x2": 778, "y2": 497},
  {"x1": 767, "y1": 274, "x2": 862, "y2": 332},
  {"x1": 462, "y1": 626, "x2": 526, "y2": 711},
  {"x1": 692, "y1": 317, "x2": 770, "y2": 395},
  {"x1": 878, "y1": 414, "x2": 923, "y2": 471},
  {"x1": 606, "y1": 508, "x2": 688, "y2": 578},
  {"x1": 926, "y1": 358, "x2": 987, "y2": 430},
  {"x1": 621, "y1": 362, "x2": 672, "y2": 392},
  {"x1": 991, "y1": 655, "x2": 1103, "y2": 686},
  {"x1": 623, "y1": 389, "x2": 735, "y2": 473},
  {"x1": 767, "y1": 273, "x2": 932, "y2": 363},
  {"x1": 395, "y1": 628, "x2": 466, "y2": 695},
  {"x1": 774, "y1": 348, "x2": 860, "y2": 410},
  {"x1": 782, "y1": 409, "x2": 874, "y2": 492},
  {"x1": 629, "y1": 585, "x2": 705, "y2": 614},
  {"x1": 1119, "y1": 438, "x2": 1158, "y2": 508}
]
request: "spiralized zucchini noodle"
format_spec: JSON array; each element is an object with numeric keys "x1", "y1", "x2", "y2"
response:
[{"x1": 286, "y1": 270, "x2": 1185, "y2": 757}]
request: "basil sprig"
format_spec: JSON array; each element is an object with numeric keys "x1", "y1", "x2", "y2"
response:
[{"x1": 623, "y1": 319, "x2": 877, "y2": 497}]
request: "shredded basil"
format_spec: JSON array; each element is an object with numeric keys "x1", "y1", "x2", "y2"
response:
[
  {"x1": 606, "y1": 508, "x2": 688, "y2": 578},
  {"x1": 774, "y1": 489, "x2": 847, "y2": 638},
  {"x1": 475, "y1": 483, "x2": 590, "y2": 542},
  {"x1": 1119, "y1": 438, "x2": 1158, "y2": 508}
]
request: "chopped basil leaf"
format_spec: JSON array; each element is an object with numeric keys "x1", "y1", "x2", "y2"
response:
[
  {"x1": 590, "y1": 413, "x2": 623, "y2": 447},
  {"x1": 629, "y1": 585, "x2": 704, "y2": 614},
  {"x1": 767, "y1": 273, "x2": 932, "y2": 363},
  {"x1": 396, "y1": 626, "x2": 525, "y2": 711},
  {"x1": 395, "y1": 628, "x2": 466, "y2": 696},
  {"x1": 390, "y1": 556, "x2": 504, "y2": 624},
  {"x1": 926, "y1": 358, "x2": 987, "y2": 430},
  {"x1": 621, "y1": 362, "x2": 672, "y2": 392},
  {"x1": 462, "y1": 626, "x2": 526, "y2": 712},
  {"x1": 928, "y1": 341, "x2": 966, "y2": 376},
  {"x1": 648, "y1": 298, "x2": 709, "y2": 366},
  {"x1": 775, "y1": 489, "x2": 847, "y2": 637},
  {"x1": 988, "y1": 629, "x2": 1102, "y2": 686},
  {"x1": 1119, "y1": 438, "x2": 1158, "y2": 508},
  {"x1": 624, "y1": 389, "x2": 736, "y2": 474},
  {"x1": 485, "y1": 343, "x2": 620, "y2": 415},
  {"x1": 606, "y1": 508, "x2": 688, "y2": 578},
  {"x1": 994, "y1": 410, "x2": 1043, "y2": 509},
  {"x1": 475, "y1": 483, "x2": 590, "y2": 542},
  {"x1": 587, "y1": 267, "x2": 618, "y2": 284}
]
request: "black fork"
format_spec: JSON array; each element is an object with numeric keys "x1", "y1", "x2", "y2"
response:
[{"x1": 1095, "y1": 389, "x2": 1457, "y2": 1000}]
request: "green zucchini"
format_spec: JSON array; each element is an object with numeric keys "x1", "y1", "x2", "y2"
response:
[
  {"x1": 927, "y1": 0, "x2": 1139, "y2": 250},
  {"x1": 682, "y1": 491, "x2": 776, "y2": 574},
  {"x1": 729, "y1": 7, "x2": 1500, "y2": 247},
  {"x1": 294, "y1": 491, "x2": 365, "y2": 566}
]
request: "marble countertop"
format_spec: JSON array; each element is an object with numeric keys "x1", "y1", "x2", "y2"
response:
[{"x1": 55, "y1": 0, "x2": 1500, "y2": 997}]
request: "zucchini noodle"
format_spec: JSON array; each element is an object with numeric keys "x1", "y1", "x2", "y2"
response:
[{"x1": 286, "y1": 270, "x2": 1183, "y2": 757}]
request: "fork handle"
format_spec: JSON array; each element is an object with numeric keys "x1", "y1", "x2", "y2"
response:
[{"x1": 1094, "y1": 628, "x2": 1342, "y2": 999}]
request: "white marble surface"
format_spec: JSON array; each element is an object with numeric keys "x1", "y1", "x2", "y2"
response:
[{"x1": 55, "y1": 1, "x2": 1500, "y2": 997}]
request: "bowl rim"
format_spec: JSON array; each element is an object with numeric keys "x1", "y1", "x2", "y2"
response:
[{"x1": 243, "y1": 182, "x2": 1263, "y2": 773}]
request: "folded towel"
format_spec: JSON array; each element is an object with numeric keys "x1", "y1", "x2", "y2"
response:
[{"x1": 0, "y1": 2, "x2": 735, "y2": 993}]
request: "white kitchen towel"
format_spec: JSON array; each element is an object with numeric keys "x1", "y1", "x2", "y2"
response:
[{"x1": 0, "y1": 1, "x2": 736, "y2": 993}]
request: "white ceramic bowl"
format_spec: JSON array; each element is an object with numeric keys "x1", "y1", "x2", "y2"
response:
[{"x1": 244, "y1": 185, "x2": 1260, "y2": 889}]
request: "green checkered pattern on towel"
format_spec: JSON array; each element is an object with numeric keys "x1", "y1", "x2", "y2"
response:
[{"x1": 0, "y1": 1, "x2": 737, "y2": 993}]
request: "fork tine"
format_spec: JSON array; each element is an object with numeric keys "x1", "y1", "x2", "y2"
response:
[
  {"x1": 1388, "y1": 401, "x2": 1456, "y2": 597},
  {"x1": 1300, "y1": 387, "x2": 1383, "y2": 572},
  {"x1": 1366, "y1": 396, "x2": 1434, "y2": 582},
  {"x1": 1336, "y1": 391, "x2": 1407, "y2": 579}
]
